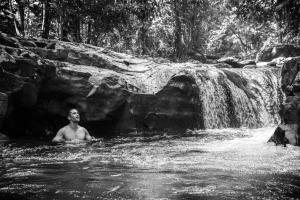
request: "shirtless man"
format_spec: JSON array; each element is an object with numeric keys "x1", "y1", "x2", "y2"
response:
[{"x1": 52, "y1": 108, "x2": 92, "y2": 143}]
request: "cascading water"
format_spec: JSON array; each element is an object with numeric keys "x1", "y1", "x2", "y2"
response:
[
  {"x1": 136, "y1": 64, "x2": 283, "y2": 132},
  {"x1": 193, "y1": 67, "x2": 283, "y2": 128}
]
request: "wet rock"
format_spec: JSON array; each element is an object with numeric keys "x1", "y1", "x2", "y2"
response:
[
  {"x1": 34, "y1": 41, "x2": 48, "y2": 48},
  {"x1": 281, "y1": 57, "x2": 300, "y2": 95},
  {"x1": 269, "y1": 57, "x2": 300, "y2": 146},
  {"x1": 0, "y1": 132, "x2": 9, "y2": 141},
  {"x1": 129, "y1": 74, "x2": 203, "y2": 133},
  {"x1": 211, "y1": 63, "x2": 232, "y2": 68},
  {"x1": 267, "y1": 126, "x2": 288, "y2": 146},
  {"x1": 0, "y1": 32, "x2": 20, "y2": 48},
  {"x1": 187, "y1": 49, "x2": 206, "y2": 63},
  {"x1": 206, "y1": 54, "x2": 221, "y2": 60},
  {"x1": 46, "y1": 42, "x2": 56, "y2": 49},
  {"x1": 269, "y1": 124, "x2": 299, "y2": 146},
  {"x1": 217, "y1": 57, "x2": 243, "y2": 68},
  {"x1": 0, "y1": 49, "x2": 16, "y2": 64},
  {"x1": 257, "y1": 45, "x2": 300, "y2": 62},
  {"x1": 238, "y1": 59, "x2": 256, "y2": 66},
  {"x1": 243, "y1": 65, "x2": 257, "y2": 69},
  {"x1": 19, "y1": 39, "x2": 37, "y2": 48}
]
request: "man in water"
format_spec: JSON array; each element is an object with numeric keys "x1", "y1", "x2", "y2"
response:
[{"x1": 52, "y1": 108, "x2": 92, "y2": 143}]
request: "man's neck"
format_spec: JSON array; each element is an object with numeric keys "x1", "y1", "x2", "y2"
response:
[{"x1": 69, "y1": 122, "x2": 78, "y2": 130}]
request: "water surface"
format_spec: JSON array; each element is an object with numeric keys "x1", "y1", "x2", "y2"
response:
[{"x1": 0, "y1": 127, "x2": 299, "y2": 199}]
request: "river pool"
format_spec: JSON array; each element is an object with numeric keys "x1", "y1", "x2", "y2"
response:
[{"x1": 0, "y1": 127, "x2": 299, "y2": 200}]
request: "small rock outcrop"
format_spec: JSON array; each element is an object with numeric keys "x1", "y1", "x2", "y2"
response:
[
  {"x1": 269, "y1": 57, "x2": 300, "y2": 146},
  {"x1": 267, "y1": 126, "x2": 288, "y2": 146},
  {"x1": 217, "y1": 57, "x2": 243, "y2": 68}
]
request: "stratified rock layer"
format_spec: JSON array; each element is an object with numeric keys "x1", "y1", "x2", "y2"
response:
[{"x1": 0, "y1": 32, "x2": 283, "y2": 139}]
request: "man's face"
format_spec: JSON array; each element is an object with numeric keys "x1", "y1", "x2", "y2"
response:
[{"x1": 68, "y1": 109, "x2": 80, "y2": 122}]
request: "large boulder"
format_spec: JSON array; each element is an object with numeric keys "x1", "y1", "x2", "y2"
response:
[
  {"x1": 280, "y1": 57, "x2": 300, "y2": 95},
  {"x1": 257, "y1": 45, "x2": 300, "y2": 62},
  {"x1": 129, "y1": 74, "x2": 203, "y2": 133},
  {"x1": 269, "y1": 57, "x2": 300, "y2": 146}
]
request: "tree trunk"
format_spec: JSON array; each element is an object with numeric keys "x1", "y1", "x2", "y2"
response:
[
  {"x1": 58, "y1": 0, "x2": 68, "y2": 41},
  {"x1": 16, "y1": 0, "x2": 25, "y2": 36},
  {"x1": 173, "y1": 0, "x2": 184, "y2": 59},
  {"x1": 9, "y1": 0, "x2": 20, "y2": 36},
  {"x1": 87, "y1": 21, "x2": 92, "y2": 44},
  {"x1": 61, "y1": 20, "x2": 68, "y2": 41},
  {"x1": 75, "y1": 18, "x2": 81, "y2": 42},
  {"x1": 139, "y1": 24, "x2": 148, "y2": 54},
  {"x1": 42, "y1": 0, "x2": 51, "y2": 39}
]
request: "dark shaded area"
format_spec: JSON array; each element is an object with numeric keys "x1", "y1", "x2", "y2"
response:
[
  {"x1": 130, "y1": 75, "x2": 204, "y2": 133},
  {"x1": 267, "y1": 126, "x2": 288, "y2": 146},
  {"x1": 269, "y1": 57, "x2": 300, "y2": 146},
  {"x1": 0, "y1": 193, "x2": 30, "y2": 200}
]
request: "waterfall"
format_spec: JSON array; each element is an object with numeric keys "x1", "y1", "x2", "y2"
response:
[{"x1": 193, "y1": 67, "x2": 283, "y2": 129}]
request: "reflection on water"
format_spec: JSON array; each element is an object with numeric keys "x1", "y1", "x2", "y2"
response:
[{"x1": 0, "y1": 127, "x2": 300, "y2": 200}]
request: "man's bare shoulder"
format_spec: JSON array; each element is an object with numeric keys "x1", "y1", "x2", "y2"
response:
[
  {"x1": 76, "y1": 125, "x2": 86, "y2": 131},
  {"x1": 58, "y1": 125, "x2": 69, "y2": 132}
]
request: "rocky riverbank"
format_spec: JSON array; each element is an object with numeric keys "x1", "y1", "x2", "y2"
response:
[{"x1": 0, "y1": 32, "x2": 290, "y2": 141}]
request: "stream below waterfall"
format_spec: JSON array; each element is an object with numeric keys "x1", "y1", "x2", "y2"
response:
[{"x1": 0, "y1": 127, "x2": 300, "y2": 200}]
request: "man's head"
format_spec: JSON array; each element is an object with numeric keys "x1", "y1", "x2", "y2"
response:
[{"x1": 68, "y1": 108, "x2": 80, "y2": 123}]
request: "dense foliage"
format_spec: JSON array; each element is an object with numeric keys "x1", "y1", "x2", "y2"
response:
[{"x1": 1, "y1": 0, "x2": 299, "y2": 60}]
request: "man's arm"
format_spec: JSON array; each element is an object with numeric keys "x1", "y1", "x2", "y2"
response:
[
  {"x1": 52, "y1": 128, "x2": 65, "y2": 143},
  {"x1": 83, "y1": 128, "x2": 92, "y2": 141}
]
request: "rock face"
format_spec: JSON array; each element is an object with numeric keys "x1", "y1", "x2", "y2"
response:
[
  {"x1": 0, "y1": 31, "x2": 283, "y2": 139},
  {"x1": 129, "y1": 74, "x2": 203, "y2": 133},
  {"x1": 268, "y1": 57, "x2": 300, "y2": 146},
  {"x1": 257, "y1": 45, "x2": 300, "y2": 62}
]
